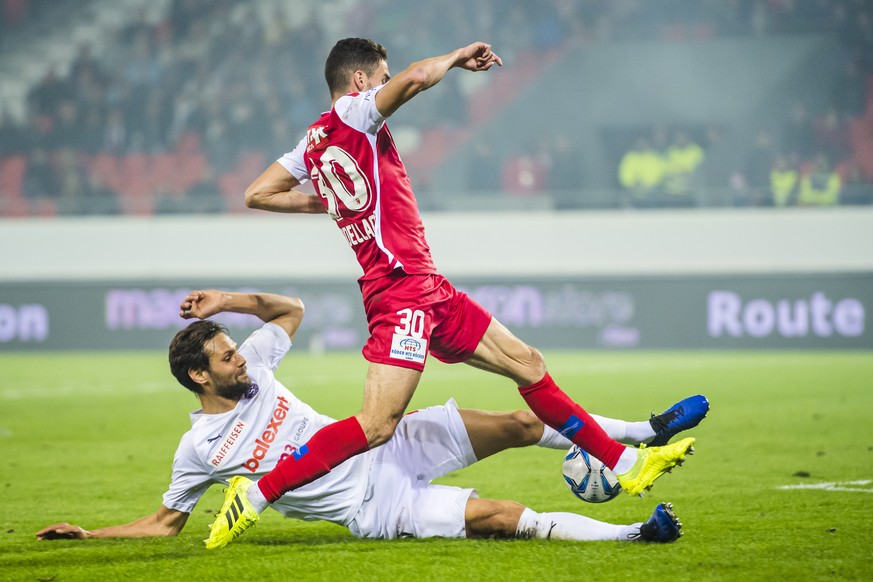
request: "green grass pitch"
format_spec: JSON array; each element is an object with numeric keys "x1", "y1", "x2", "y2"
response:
[{"x1": 1, "y1": 350, "x2": 871, "y2": 581}]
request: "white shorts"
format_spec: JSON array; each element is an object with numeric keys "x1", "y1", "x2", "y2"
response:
[{"x1": 347, "y1": 398, "x2": 479, "y2": 539}]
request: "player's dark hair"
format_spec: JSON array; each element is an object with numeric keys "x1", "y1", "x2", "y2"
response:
[
  {"x1": 325, "y1": 38, "x2": 388, "y2": 96},
  {"x1": 168, "y1": 320, "x2": 228, "y2": 394}
]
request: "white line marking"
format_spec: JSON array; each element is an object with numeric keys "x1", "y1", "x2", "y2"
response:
[{"x1": 777, "y1": 480, "x2": 873, "y2": 493}]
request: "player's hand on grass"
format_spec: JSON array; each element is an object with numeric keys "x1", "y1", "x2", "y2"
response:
[
  {"x1": 36, "y1": 523, "x2": 91, "y2": 540},
  {"x1": 180, "y1": 289, "x2": 224, "y2": 320},
  {"x1": 456, "y1": 42, "x2": 502, "y2": 72}
]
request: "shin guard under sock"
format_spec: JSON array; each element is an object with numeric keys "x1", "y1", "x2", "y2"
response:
[{"x1": 519, "y1": 374, "x2": 625, "y2": 469}]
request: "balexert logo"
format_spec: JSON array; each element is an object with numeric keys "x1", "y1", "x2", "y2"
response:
[
  {"x1": 708, "y1": 291, "x2": 865, "y2": 338},
  {"x1": 243, "y1": 396, "x2": 290, "y2": 473}
]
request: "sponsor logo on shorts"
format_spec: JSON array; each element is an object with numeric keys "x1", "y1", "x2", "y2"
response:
[
  {"x1": 389, "y1": 333, "x2": 427, "y2": 364},
  {"x1": 209, "y1": 421, "x2": 246, "y2": 467}
]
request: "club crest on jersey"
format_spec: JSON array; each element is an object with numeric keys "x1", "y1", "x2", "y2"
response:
[
  {"x1": 306, "y1": 125, "x2": 328, "y2": 152},
  {"x1": 390, "y1": 334, "x2": 427, "y2": 364}
]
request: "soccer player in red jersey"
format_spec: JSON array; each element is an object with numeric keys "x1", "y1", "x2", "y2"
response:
[{"x1": 206, "y1": 39, "x2": 703, "y2": 548}]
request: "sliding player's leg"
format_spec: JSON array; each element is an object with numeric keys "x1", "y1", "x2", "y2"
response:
[
  {"x1": 465, "y1": 318, "x2": 695, "y2": 496},
  {"x1": 464, "y1": 498, "x2": 683, "y2": 542},
  {"x1": 459, "y1": 394, "x2": 708, "y2": 462},
  {"x1": 457, "y1": 407, "x2": 652, "y2": 460},
  {"x1": 345, "y1": 402, "x2": 684, "y2": 543}
]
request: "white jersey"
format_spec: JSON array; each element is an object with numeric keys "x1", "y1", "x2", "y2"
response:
[{"x1": 161, "y1": 323, "x2": 369, "y2": 525}]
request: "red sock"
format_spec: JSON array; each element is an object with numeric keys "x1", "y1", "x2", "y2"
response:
[
  {"x1": 257, "y1": 416, "x2": 369, "y2": 503},
  {"x1": 518, "y1": 373, "x2": 625, "y2": 469}
]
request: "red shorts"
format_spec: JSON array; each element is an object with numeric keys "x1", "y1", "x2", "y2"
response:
[{"x1": 359, "y1": 273, "x2": 493, "y2": 371}]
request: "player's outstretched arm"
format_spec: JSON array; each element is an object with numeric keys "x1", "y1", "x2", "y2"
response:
[
  {"x1": 375, "y1": 41, "x2": 502, "y2": 118},
  {"x1": 180, "y1": 289, "x2": 305, "y2": 340},
  {"x1": 245, "y1": 162, "x2": 325, "y2": 214},
  {"x1": 36, "y1": 505, "x2": 188, "y2": 540}
]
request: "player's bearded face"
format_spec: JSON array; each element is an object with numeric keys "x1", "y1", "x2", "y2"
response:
[
  {"x1": 205, "y1": 334, "x2": 253, "y2": 401},
  {"x1": 212, "y1": 367, "x2": 252, "y2": 401}
]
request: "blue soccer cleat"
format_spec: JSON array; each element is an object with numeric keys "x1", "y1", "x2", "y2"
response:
[
  {"x1": 637, "y1": 502, "x2": 683, "y2": 543},
  {"x1": 648, "y1": 394, "x2": 709, "y2": 446}
]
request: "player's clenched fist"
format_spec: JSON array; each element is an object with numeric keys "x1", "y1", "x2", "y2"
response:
[
  {"x1": 456, "y1": 42, "x2": 502, "y2": 72},
  {"x1": 179, "y1": 289, "x2": 224, "y2": 320}
]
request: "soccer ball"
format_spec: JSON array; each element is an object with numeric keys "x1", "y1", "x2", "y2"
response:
[{"x1": 562, "y1": 445, "x2": 621, "y2": 503}]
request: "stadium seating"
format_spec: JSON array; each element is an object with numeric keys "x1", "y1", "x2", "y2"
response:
[
  {"x1": 0, "y1": 156, "x2": 28, "y2": 216},
  {"x1": 0, "y1": 0, "x2": 871, "y2": 216},
  {"x1": 219, "y1": 152, "x2": 266, "y2": 213}
]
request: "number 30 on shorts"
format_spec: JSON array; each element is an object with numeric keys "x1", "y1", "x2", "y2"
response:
[{"x1": 395, "y1": 308, "x2": 425, "y2": 338}]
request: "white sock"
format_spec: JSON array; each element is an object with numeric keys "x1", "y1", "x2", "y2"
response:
[
  {"x1": 536, "y1": 425, "x2": 573, "y2": 449},
  {"x1": 621, "y1": 523, "x2": 645, "y2": 541},
  {"x1": 613, "y1": 447, "x2": 639, "y2": 475},
  {"x1": 245, "y1": 480, "x2": 270, "y2": 514},
  {"x1": 624, "y1": 420, "x2": 656, "y2": 444},
  {"x1": 515, "y1": 507, "x2": 638, "y2": 541},
  {"x1": 537, "y1": 414, "x2": 629, "y2": 450},
  {"x1": 590, "y1": 415, "x2": 657, "y2": 445},
  {"x1": 537, "y1": 416, "x2": 654, "y2": 450},
  {"x1": 589, "y1": 414, "x2": 627, "y2": 442}
]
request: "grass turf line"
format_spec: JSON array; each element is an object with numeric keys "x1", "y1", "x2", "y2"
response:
[{"x1": 0, "y1": 351, "x2": 871, "y2": 581}]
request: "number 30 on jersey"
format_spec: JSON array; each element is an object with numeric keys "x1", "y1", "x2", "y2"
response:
[
  {"x1": 395, "y1": 308, "x2": 425, "y2": 338},
  {"x1": 390, "y1": 308, "x2": 428, "y2": 364},
  {"x1": 312, "y1": 145, "x2": 371, "y2": 219}
]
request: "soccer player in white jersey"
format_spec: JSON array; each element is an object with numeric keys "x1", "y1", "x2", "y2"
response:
[
  {"x1": 36, "y1": 289, "x2": 704, "y2": 545},
  {"x1": 215, "y1": 38, "x2": 706, "y2": 548}
]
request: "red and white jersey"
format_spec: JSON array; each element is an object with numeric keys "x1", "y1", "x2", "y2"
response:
[
  {"x1": 278, "y1": 86, "x2": 436, "y2": 281},
  {"x1": 162, "y1": 323, "x2": 369, "y2": 525}
]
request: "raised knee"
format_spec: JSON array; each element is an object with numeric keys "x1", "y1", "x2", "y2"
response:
[{"x1": 509, "y1": 409, "x2": 543, "y2": 446}]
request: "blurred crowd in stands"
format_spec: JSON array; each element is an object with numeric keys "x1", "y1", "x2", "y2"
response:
[
  {"x1": 615, "y1": 110, "x2": 873, "y2": 209},
  {"x1": 1, "y1": 0, "x2": 872, "y2": 216}
]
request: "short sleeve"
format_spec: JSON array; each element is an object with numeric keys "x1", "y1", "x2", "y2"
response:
[
  {"x1": 335, "y1": 86, "x2": 386, "y2": 135},
  {"x1": 161, "y1": 438, "x2": 214, "y2": 513},
  {"x1": 277, "y1": 135, "x2": 310, "y2": 183},
  {"x1": 238, "y1": 322, "x2": 292, "y2": 372}
]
